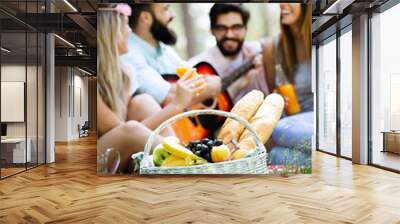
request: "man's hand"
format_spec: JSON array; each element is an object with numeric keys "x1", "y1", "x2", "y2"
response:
[
  {"x1": 191, "y1": 75, "x2": 222, "y2": 105},
  {"x1": 239, "y1": 54, "x2": 263, "y2": 89},
  {"x1": 252, "y1": 54, "x2": 263, "y2": 69},
  {"x1": 204, "y1": 75, "x2": 222, "y2": 97}
]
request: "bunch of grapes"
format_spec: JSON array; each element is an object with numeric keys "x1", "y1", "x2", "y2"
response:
[{"x1": 186, "y1": 138, "x2": 223, "y2": 162}]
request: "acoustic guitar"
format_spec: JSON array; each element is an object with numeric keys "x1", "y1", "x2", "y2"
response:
[{"x1": 163, "y1": 53, "x2": 260, "y2": 143}]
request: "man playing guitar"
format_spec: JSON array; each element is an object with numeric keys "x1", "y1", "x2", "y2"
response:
[{"x1": 189, "y1": 3, "x2": 270, "y2": 104}]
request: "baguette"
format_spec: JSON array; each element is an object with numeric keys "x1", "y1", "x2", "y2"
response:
[
  {"x1": 218, "y1": 90, "x2": 264, "y2": 145},
  {"x1": 237, "y1": 93, "x2": 285, "y2": 152}
]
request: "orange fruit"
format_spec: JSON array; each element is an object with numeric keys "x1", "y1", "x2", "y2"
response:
[
  {"x1": 176, "y1": 67, "x2": 188, "y2": 78},
  {"x1": 176, "y1": 67, "x2": 206, "y2": 94}
]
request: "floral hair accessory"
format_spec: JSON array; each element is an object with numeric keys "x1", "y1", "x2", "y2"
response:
[
  {"x1": 98, "y1": 3, "x2": 132, "y2": 16},
  {"x1": 115, "y1": 3, "x2": 131, "y2": 16}
]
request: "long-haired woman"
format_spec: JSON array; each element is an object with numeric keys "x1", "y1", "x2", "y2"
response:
[
  {"x1": 262, "y1": 3, "x2": 312, "y2": 111},
  {"x1": 97, "y1": 3, "x2": 204, "y2": 172},
  {"x1": 262, "y1": 3, "x2": 313, "y2": 166}
]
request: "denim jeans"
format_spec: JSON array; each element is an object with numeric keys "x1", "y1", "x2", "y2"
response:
[{"x1": 268, "y1": 111, "x2": 313, "y2": 166}]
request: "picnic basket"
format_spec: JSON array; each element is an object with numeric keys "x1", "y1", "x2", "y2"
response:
[{"x1": 139, "y1": 109, "x2": 267, "y2": 174}]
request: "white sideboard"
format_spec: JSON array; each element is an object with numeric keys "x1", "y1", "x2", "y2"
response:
[{"x1": 1, "y1": 138, "x2": 32, "y2": 163}]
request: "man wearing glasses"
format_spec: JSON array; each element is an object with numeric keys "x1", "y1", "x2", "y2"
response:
[{"x1": 189, "y1": 3, "x2": 269, "y2": 103}]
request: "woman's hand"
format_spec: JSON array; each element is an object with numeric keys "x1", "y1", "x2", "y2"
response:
[{"x1": 273, "y1": 89, "x2": 289, "y2": 111}]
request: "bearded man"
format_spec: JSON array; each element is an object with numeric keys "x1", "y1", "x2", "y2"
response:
[
  {"x1": 121, "y1": 3, "x2": 221, "y2": 106},
  {"x1": 189, "y1": 3, "x2": 269, "y2": 103}
]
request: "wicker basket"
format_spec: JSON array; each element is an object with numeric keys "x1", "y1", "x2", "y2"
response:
[{"x1": 140, "y1": 109, "x2": 267, "y2": 174}]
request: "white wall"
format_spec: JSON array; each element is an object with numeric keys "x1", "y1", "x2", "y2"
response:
[
  {"x1": 55, "y1": 66, "x2": 69, "y2": 141},
  {"x1": 72, "y1": 74, "x2": 89, "y2": 138},
  {"x1": 54, "y1": 67, "x2": 89, "y2": 141}
]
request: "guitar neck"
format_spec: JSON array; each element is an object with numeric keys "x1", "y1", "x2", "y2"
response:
[{"x1": 221, "y1": 58, "x2": 255, "y2": 92}]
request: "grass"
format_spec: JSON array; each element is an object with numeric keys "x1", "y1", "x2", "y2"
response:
[{"x1": 267, "y1": 139, "x2": 312, "y2": 177}]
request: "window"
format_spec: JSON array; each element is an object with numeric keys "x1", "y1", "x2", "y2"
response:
[
  {"x1": 0, "y1": 0, "x2": 47, "y2": 179},
  {"x1": 371, "y1": 2, "x2": 400, "y2": 171},
  {"x1": 317, "y1": 36, "x2": 337, "y2": 154},
  {"x1": 339, "y1": 28, "x2": 352, "y2": 158}
]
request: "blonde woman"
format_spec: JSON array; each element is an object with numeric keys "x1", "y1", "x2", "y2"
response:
[{"x1": 97, "y1": 4, "x2": 205, "y2": 172}]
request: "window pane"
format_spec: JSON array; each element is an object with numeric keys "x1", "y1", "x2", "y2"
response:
[
  {"x1": 318, "y1": 37, "x2": 337, "y2": 154},
  {"x1": 340, "y1": 29, "x2": 352, "y2": 158},
  {"x1": 0, "y1": 0, "x2": 46, "y2": 178},
  {"x1": 38, "y1": 32, "x2": 45, "y2": 165},
  {"x1": 371, "y1": 3, "x2": 400, "y2": 171},
  {"x1": 1, "y1": 27, "x2": 28, "y2": 177},
  {"x1": 27, "y1": 31, "x2": 38, "y2": 169}
]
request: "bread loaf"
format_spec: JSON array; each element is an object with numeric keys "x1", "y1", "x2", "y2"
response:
[
  {"x1": 237, "y1": 93, "x2": 284, "y2": 151},
  {"x1": 218, "y1": 90, "x2": 264, "y2": 145}
]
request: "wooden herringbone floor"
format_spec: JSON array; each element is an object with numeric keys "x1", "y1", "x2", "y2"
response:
[{"x1": 1, "y1": 135, "x2": 400, "y2": 224}]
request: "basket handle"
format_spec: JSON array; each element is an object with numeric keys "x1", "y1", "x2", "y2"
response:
[{"x1": 141, "y1": 109, "x2": 266, "y2": 167}]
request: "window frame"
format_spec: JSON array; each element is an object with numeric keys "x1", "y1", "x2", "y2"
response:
[{"x1": 315, "y1": 23, "x2": 352, "y2": 161}]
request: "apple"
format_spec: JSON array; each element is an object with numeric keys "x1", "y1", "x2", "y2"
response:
[
  {"x1": 153, "y1": 144, "x2": 171, "y2": 166},
  {"x1": 211, "y1": 144, "x2": 231, "y2": 163}
]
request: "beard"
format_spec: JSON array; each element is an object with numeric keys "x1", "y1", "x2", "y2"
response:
[
  {"x1": 150, "y1": 15, "x2": 177, "y2": 45},
  {"x1": 217, "y1": 37, "x2": 244, "y2": 57}
]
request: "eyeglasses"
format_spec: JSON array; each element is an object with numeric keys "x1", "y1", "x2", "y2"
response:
[{"x1": 213, "y1": 24, "x2": 246, "y2": 35}]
